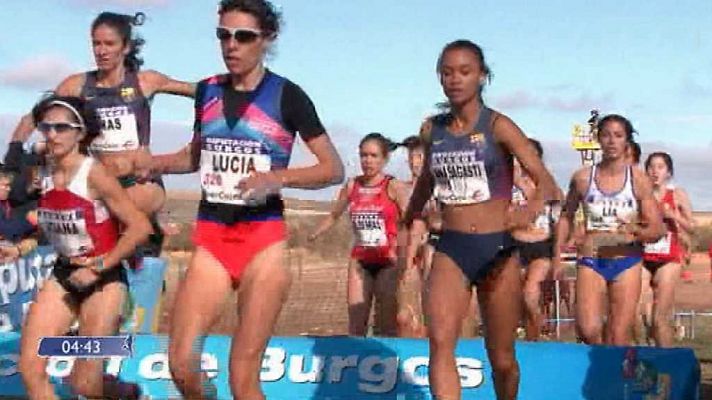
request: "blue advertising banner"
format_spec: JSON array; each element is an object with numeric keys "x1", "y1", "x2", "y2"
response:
[
  {"x1": 0, "y1": 247, "x2": 167, "y2": 335},
  {"x1": 0, "y1": 247, "x2": 55, "y2": 333},
  {"x1": 0, "y1": 334, "x2": 700, "y2": 399}
]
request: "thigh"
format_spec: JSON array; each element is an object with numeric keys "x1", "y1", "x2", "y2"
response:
[
  {"x1": 524, "y1": 258, "x2": 551, "y2": 291},
  {"x1": 651, "y1": 262, "x2": 681, "y2": 314},
  {"x1": 575, "y1": 266, "x2": 607, "y2": 326},
  {"x1": 608, "y1": 264, "x2": 642, "y2": 327},
  {"x1": 170, "y1": 247, "x2": 234, "y2": 353},
  {"x1": 347, "y1": 259, "x2": 374, "y2": 305},
  {"x1": 20, "y1": 280, "x2": 77, "y2": 361},
  {"x1": 477, "y1": 256, "x2": 522, "y2": 350},
  {"x1": 233, "y1": 241, "x2": 291, "y2": 355},
  {"x1": 425, "y1": 252, "x2": 471, "y2": 341}
]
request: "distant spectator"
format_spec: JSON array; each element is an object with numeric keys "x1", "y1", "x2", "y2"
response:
[{"x1": 0, "y1": 167, "x2": 38, "y2": 262}]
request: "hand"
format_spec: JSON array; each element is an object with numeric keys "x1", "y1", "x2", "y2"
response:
[
  {"x1": 505, "y1": 205, "x2": 532, "y2": 230},
  {"x1": 133, "y1": 148, "x2": 153, "y2": 180},
  {"x1": 661, "y1": 203, "x2": 678, "y2": 221},
  {"x1": 237, "y1": 172, "x2": 282, "y2": 204},
  {"x1": 0, "y1": 245, "x2": 21, "y2": 264},
  {"x1": 106, "y1": 157, "x2": 135, "y2": 178},
  {"x1": 12, "y1": 113, "x2": 36, "y2": 142}
]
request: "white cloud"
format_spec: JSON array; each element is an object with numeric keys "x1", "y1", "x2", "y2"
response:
[
  {"x1": 67, "y1": 0, "x2": 171, "y2": 6},
  {"x1": 0, "y1": 55, "x2": 76, "y2": 91}
]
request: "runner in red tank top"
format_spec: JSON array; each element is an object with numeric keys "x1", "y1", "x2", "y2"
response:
[
  {"x1": 18, "y1": 96, "x2": 151, "y2": 400},
  {"x1": 641, "y1": 152, "x2": 695, "y2": 347},
  {"x1": 310, "y1": 133, "x2": 409, "y2": 336}
]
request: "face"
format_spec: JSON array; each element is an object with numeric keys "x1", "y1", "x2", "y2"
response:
[
  {"x1": 646, "y1": 156, "x2": 671, "y2": 186},
  {"x1": 597, "y1": 121, "x2": 628, "y2": 161},
  {"x1": 92, "y1": 24, "x2": 129, "y2": 72},
  {"x1": 407, "y1": 147, "x2": 424, "y2": 178},
  {"x1": 439, "y1": 48, "x2": 484, "y2": 107},
  {"x1": 0, "y1": 177, "x2": 11, "y2": 201},
  {"x1": 359, "y1": 140, "x2": 387, "y2": 178},
  {"x1": 38, "y1": 107, "x2": 85, "y2": 159},
  {"x1": 218, "y1": 11, "x2": 269, "y2": 76}
]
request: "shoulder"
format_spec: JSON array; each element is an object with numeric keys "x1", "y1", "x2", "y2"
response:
[{"x1": 56, "y1": 73, "x2": 86, "y2": 96}]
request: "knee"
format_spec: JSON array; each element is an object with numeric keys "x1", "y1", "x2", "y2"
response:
[
  {"x1": 523, "y1": 283, "x2": 541, "y2": 304},
  {"x1": 168, "y1": 343, "x2": 195, "y2": 385},
  {"x1": 577, "y1": 320, "x2": 603, "y2": 342},
  {"x1": 489, "y1": 349, "x2": 518, "y2": 376},
  {"x1": 429, "y1": 326, "x2": 458, "y2": 353}
]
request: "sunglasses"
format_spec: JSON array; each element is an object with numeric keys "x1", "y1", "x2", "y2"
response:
[
  {"x1": 37, "y1": 122, "x2": 84, "y2": 134},
  {"x1": 216, "y1": 26, "x2": 263, "y2": 43}
]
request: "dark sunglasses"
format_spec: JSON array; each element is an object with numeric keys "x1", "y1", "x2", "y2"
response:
[
  {"x1": 216, "y1": 26, "x2": 263, "y2": 43},
  {"x1": 37, "y1": 122, "x2": 83, "y2": 134}
]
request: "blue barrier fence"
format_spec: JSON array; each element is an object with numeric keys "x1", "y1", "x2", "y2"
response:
[{"x1": 0, "y1": 334, "x2": 700, "y2": 399}]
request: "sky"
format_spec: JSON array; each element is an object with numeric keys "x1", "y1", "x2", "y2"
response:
[{"x1": 1, "y1": 0, "x2": 711, "y2": 209}]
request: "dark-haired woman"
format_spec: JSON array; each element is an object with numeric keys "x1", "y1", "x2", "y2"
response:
[
  {"x1": 511, "y1": 138, "x2": 563, "y2": 341},
  {"x1": 17, "y1": 96, "x2": 151, "y2": 399},
  {"x1": 149, "y1": 1, "x2": 343, "y2": 398},
  {"x1": 641, "y1": 152, "x2": 694, "y2": 347},
  {"x1": 311, "y1": 133, "x2": 409, "y2": 337},
  {"x1": 48, "y1": 12, "x2": 195, "y2": 216},
  {"x1": 554, "y1": 115, "x2": 665, "y2": 347},
  {"x1": 406, "y1": 40, "x2": 559, "y2": 400}
]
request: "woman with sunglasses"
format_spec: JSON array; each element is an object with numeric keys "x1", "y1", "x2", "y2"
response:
[
  {"x1": 17, "y1": 95, "x2": 151, "y2": 399},
  {"x1": 553, "y1": 115, "x2": 664, "y2": 347},
  {"x1": 405, "y1": 40, "x2": 560, "y2": 400},
  {"x1": 640, "y1": 152, "x2": 694, "y2": 347},
  {"x1": 311, "y1": 133, "x2": 409, "y2": 337},
  {"x1": 149, "y1": 1, "x2": 343, "y2": 398}
]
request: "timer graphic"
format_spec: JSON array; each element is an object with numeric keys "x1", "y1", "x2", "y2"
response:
[{"x1": 37, "y1": 336, "x2": 133, "y2": 358}]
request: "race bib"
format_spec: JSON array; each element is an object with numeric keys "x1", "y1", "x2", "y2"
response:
[
  {"x1": 200, "y1": 138, "x2": 272, "y2": 205},
  {"x1": 645, "y1": 232, "x2": 672, "y2": 255},
  {"x1": 90, "y1": 106, "x2": 140, "y2": 152},
  {"x1": 431, "y1": 151, "x2": 490, "y2": 204},
  {"x1": 352, "y1": 211, "x2": 387, "y2": 247},
  {"x1": 37, "y1": 208, "x2": 93, "y2": 257}
]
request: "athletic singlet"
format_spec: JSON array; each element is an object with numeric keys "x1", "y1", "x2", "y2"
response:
[
  {"x1": 196, "y1": 72, "x2": 296, "y2": 223},
  {"x1": 37, "y1": 158, "x2": 118, "y2": 258},
  {"x1": 429, "y1": 107, "x2": 513, "y2": 205},
  {"x1": 80, "y1": 71, "x2": 151, "y2": 153},
  {"x1": 583, "y1": 165, "x2": 638, "y2": 232},
  {"x1": 511, "y1": 184, "x2": 560, "y2": 235},
  {"x1": 644, "y1": 185, "x2": 682, "y2": 262},
  {"x1": 349, "y1": 176, "x2": 399, "y2": 261}
]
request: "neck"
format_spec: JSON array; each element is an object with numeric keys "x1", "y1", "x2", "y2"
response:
[
  {"x1": 231, "y1": 64, "x2": 265, "y2": 91},
  {"x1": 55, "y1": 152, "x2": 83, "y2": 172},
  {"x1": 598, "y1": 157, "x2": 627, "y2": 173},
  {"x1": 97, "y1": 65, "x2": 126, "y2": 87},
  {"x1": 363, "y1": 173, "x2": 385, "y2": 185},
  {"x1": 450, "y1": 99, "x2": 481, "y2": 131}
]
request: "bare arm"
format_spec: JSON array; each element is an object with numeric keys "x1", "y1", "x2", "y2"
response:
[
  {"x1": 632, "y1": 168, "x2": 665, "y2": 243},
  {"x1": 494, "y1": 115, "x2": 560, "y2": 209},
  {"x1": 673, "y1": 188, "x2": 695, "y2": 234},
  {"x1": 54, "y1": 73, "x2": 84, "y2": 97},
  {"x1": 554, "y1": 171, "x2": 585, "y2": 263},
  {"x1": 274, "y1": 133, "x2": 344, "y2": 189},
  {"x1": 309, "y1": 181, "x2": 351, "y2": 240},
  {"x1": 388, "y1": 179, "x2": 411, "y2": 219},
  {"x1": 404, "y1": 121, "x2": 435, "y2": 227},
  {"x1": 88, "y1": 164, "x2": 152, "y2": 270},
  {"x1": 140, "y1": 70, "x2": 196, "y2": 98}
]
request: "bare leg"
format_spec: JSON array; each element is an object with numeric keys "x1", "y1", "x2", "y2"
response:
[
  {"x1": 374, "y1": 265, "x2": 399, "y2": 337},
  {"x1": 347, "y1": 259, "x2": 375, "y2": 336},
  {"x1": 607, "y1": 264, "x2": 642, "y2": 346},
  {"x1": 575, "y1": 266, "x2": 606, "y2": 344},
  {"x1": 650, "y1": 262, "x2": 681, "y2": 347},
  {"x1": 522, "y1": 258, "x2": 551, "y2": 341}
]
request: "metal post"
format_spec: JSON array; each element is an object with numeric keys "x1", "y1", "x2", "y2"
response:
[
  {"x1": 555, "y1": 279, "x2": 561, "y2": 339},
  {"x1": 691, "y1": 311, "x2": 696, "y2": 340}
]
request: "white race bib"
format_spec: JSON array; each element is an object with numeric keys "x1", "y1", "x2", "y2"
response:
[
  {"x1": 431, "y1": 151, "x2": 490, "y2": 205},
  {"x1": 37, "y1": 208, "x2": 93, "y2": 257},
  {"x1": 200, "y1": 138, "x2": 272, "y2": 205},
  {"x1": 90, "y1": 106, "x2": 140, "y2": 152},
  {"x1": 352, "y1": 211, "x2": 387, "y2": 247},
  {"x1": 644, "y1": 232, "x2": 672, "y2": 255}
]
